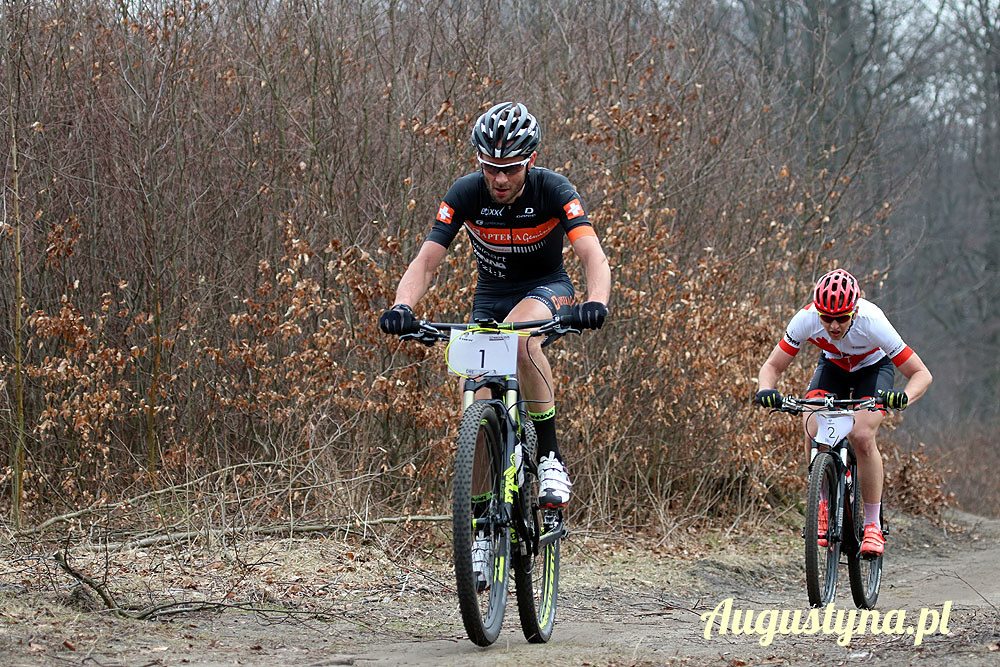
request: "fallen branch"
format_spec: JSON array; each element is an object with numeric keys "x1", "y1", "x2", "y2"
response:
[
  {"x1": 946, "y1": 571, "x2": 999, "y2": 613},
  {"x1": 53, "y1": 550, "x2": 127, "y2": 619},
  {"x1": 53, "y1": 550, "x2": 386, "y2": 627},
  {"x1": 20, "y1": 460, "x2": 280, "y2": 536},
  {"x1": 16, "y1": 458, "x2": 403, "y2": 537},
  {"x1": 71, "y1": 514, "x2": 452, "y2": 552},
  {"x1": 130, "y1": 600, "x2": 381, "y2": 628}
]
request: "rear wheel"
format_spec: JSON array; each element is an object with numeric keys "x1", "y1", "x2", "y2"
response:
[
  {"x1": 513, "y1": 418, "x2": 561, "y2": 643},
  {"x1": 805, "y1": 451, "x2": 841, "y2": 607},
  {"x1": 453, "y1": 400, "x2": 510, "y2": 646},
  {"x1": 847, "y1": 477, "x2": 883, "y2": 609}
]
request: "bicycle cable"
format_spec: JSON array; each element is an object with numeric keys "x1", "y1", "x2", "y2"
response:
[
  {"x1": 430, "y1": 320, "x2": 563, "y2": 415},
  {"x1": 518, "y1": 328, "x2": 558, "y2": 414}
]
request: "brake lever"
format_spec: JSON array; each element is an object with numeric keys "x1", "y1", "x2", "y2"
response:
[
  {"x1": 399, "y1": 332, "x2": 433, "y2": 346},
  {"x1": 539, "y1": 323, "x2": 580, "y2": 348},
  {"x1": 773, "y1": 397, "x2": 802, "y2": 415},
  {"x1": 399, "y1": 322, "x2": 446, "y2": 346}
]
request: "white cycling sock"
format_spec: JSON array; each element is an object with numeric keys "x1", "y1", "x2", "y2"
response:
[{"x1": 864, "y1": 502, "x2": 882, "y2": 529}]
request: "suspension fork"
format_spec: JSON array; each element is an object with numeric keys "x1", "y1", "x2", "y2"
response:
[
  {"x1": 831, "y1": 441, "x2": 850, "y2": 542},
  {"x1": 462, "y1": 377, "x2": 516, "y2": 535},
  {"x1": 461, "y1": 376, "x2": 531, "y2": 546},
  {"x1": 809, "y1": 438, "x2": 848, "y2": 543}
]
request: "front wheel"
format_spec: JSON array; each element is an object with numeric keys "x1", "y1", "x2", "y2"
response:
[
  {"x1": 513, "y1": 419, "x2": 561, "y2": 642},
  {"x1": 453, "y1": 400, "x2": 510, "y2": 646},
  {"x1": 805, "y1": 451, "x2": 841, "y2": 607}
]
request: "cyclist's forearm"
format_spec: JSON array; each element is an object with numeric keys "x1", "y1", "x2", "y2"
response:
[
  {"x1": 576, "y1": 238, "x2": 611, "y2": 304},
  {"x1": 902, "y1": 368, "x2": 933, "y2": 404},
  {"x1": 393, "y1": 265, "x2": 432, "y2": 307},
  {"x1": 392, "y1": 241, "x2": 447, "y2": 307},
  {"x1": 584, "y1": 260, "x2": 611, "y2": 304},
  {"x1": 757, "y1": 345, "x2": 794, "y2": 390},
  {"x1": 897, "y1": 352, "x2": 933, "y2": 404},
  {"x1": 757, "y1": 365, "x2": 781, "y2": 391},
  {"x1": 568, "y1": 234, "x2": 611, "y2": 304}
]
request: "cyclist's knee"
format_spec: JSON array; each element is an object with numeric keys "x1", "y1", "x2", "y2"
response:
[
  {"x1": 517, "y1": 334, "x2": 543, "y2": 358},
  {"x1": 852, "y1": 434, "x2": 880, "y2": 458}
]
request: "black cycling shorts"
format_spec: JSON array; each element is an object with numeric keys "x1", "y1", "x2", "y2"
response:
[
  {"x1": 471, "y1": 278, "x2": 575, "y2": 322},
  {"x1": 807, "y1": 354, "x2": 895, "y2": 399}
]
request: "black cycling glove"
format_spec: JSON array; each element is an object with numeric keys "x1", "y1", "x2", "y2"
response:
[
  {"x1": 754, "y1": 389, "x2": 782, "y2": 408},
  {"x1": 562, "y1": 302, "x2": 608, "y2": 330},
  {"x1": 878, "y1": 389, "x2": 908, "y2": 411},
  {"x1": 378, "y1": 304, "x2": 417, "y2": 335}
]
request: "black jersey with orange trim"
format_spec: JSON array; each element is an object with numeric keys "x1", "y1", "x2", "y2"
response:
[{"x1": 427, "y1": 167, "x2": 597, "y2": 287}]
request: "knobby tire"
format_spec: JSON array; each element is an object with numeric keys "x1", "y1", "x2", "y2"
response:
[
  {"x1": 805, "y1": 451, "x2": 841, "y2": 607},
  {"x1": 453, "y1": 401, "x2": 510, "y2": 646}
]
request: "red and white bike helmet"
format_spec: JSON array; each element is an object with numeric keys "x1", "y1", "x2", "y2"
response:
[{"x1": 813, "y1": 269, "x2": 859, "y2": 315}]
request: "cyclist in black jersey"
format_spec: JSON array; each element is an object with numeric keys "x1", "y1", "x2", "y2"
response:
[{"x1": 379, "y1": 103, "x2": 612, "y2": 522}]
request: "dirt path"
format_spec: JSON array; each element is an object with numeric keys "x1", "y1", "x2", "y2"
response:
[
  {"x1": 3, "y1": 511, "x2": 999, "y2": 666},
  {"x1": 346, "y1": 512, "x2": 1000, "y2": 667}
]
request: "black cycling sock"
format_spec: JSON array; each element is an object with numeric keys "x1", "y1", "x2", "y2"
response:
[
  {"x1": 471, "y1": 493, "x2": 491, "y2": 522},
  {"x1": 529, "y1": 407, "x2": 560, "y2": 461}
]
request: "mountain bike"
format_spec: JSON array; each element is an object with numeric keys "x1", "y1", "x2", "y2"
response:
[
  {"x1": 399, "y1": 315, "x2": 577, "y2": 646},
  {"x1": 770, "y1": 395, "x2": 888, "y2": 609}
]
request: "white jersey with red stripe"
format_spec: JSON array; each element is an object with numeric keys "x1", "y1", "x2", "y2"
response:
[{"x1": 778, "y1": 298, "x2": 914, "y2": 372}]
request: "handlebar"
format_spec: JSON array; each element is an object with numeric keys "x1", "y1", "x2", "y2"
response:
[
  {"x1": 398, "y1": 315, "x2": 580, "y2": 348},
  {"x1": 773, "y1": 395, "x2": 881, "y2": 415}
]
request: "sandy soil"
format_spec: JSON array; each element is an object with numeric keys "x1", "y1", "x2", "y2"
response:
[{"x1": 2, "y1": 510, "x2": 998, "y2": 666}]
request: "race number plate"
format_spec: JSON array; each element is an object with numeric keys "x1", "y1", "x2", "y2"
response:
[
  {"x1": 813, "y1": 413, "x2": 855, "y2": 446},
  {"x1": 446, "y1": 329, "x2": 519, "y2": 377}
]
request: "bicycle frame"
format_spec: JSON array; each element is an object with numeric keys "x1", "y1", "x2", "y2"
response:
[
  {"x1": 462, "y1": 374, "x2": 529, "y2": 547},
  {"x1": 398, "y1": 315, "x2": 578, "y2": 644},
  {"x1": 464, "y1": 371, "x2": 568, "y2": 557},
  {"x1": 771, "y1": 394, "x2": 885, "y2": 607},
  {"x1": 402, "y1": 317, "x2": 577, "y2": 553},
  {"x1": 784, "y1": 395, "x2": 878, "y2": 547}
]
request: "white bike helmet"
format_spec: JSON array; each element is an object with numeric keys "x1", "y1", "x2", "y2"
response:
[{"x1": 470, "y1": 102, "x2": 541, "y2": 159}]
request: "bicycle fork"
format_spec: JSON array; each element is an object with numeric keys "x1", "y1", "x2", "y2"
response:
[{"x1": 809, "y1": 441, "x2": 850, "y2": 544}]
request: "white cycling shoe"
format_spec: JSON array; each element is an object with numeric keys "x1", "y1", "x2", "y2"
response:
[
  {"x1": 471, "y1": 532, "x2": 492, "y2": 592},
  {"x1": 537, "y1": 454, "x2": 572, "y2": 508}
]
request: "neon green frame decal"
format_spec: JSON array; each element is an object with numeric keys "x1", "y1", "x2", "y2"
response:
[{"x1": 503, "y1": 460, "x2": 517, "y2": 503}]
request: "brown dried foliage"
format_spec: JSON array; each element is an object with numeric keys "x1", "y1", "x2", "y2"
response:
[{"x1": 0, "y1": 0, "x2": 948, "y2": 539}]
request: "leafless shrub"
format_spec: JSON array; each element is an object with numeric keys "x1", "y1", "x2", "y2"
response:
[{"x1": 0, "y1": 0, "x2": 949, "y2": 540}]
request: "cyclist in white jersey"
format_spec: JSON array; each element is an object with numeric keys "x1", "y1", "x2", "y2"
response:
[{"x1": 754, "y1": 269, "x2": 933, "y2": 556}]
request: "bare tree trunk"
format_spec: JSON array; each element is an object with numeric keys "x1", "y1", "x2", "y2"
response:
[{"x1": 3, "y1": 0, "x2": 27, "y2": 529}]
